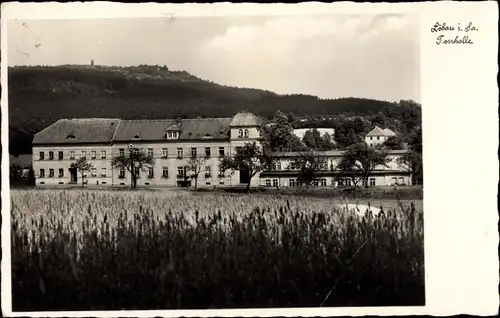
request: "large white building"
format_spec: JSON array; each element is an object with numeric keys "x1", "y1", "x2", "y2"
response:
[{"x1": 32, "y1": 112, "x2": 412, "y2": 188}]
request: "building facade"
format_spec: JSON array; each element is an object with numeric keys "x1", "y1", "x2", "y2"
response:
[
  {"x1": 259, "y1": 149, "x2": 412, "y2": 188},
  {"x1": 365, "y1": 125, "x2": 397, "y2": 146},
  {"x1": 32, "y1": 112, "x2": 411, "y2": 188}
]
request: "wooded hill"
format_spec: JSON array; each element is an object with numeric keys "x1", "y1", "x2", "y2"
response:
[{"x1": 7, "y1": 65, "x2": 421, "y2": 155}]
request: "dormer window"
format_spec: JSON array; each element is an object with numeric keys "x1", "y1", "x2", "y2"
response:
[
  {"x1": 165, "y1": 130, "x2": 179, "y2": 140},
  {"x1": 133, "y1": 135, "x2": 141, "y2": 139},
  {"x1": 238, "y1": 129, "x2": 243, "y2": 138},
  {"x1": 66, "y1": 133, "x2": 77, "y2": 140}
]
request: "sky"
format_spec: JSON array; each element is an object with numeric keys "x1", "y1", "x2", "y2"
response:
[{"x1": 7, "y1": 15, "x2": 420, "y2": 102}]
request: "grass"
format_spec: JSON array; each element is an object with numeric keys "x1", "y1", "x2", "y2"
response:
[{"x1": 10, "y1": 189, "x2": 425, "y2": 311}]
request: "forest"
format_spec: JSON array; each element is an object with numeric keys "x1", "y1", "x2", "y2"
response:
[{"x1": 7, "y1": 65, "x2": 421, "y2": 156}]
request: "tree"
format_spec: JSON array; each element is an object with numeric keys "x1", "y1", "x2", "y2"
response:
[
  {"x1": 302, "y1": 128, "x2": 321, "y2": 149},
  {"x1": 290, "y1": 150, "x2": 327, "y2": 188},
  {"x1": 319, "y1": 132, "x2": 336, "y2": 150},
  {"x1": 10, "y1": 163, "x2": 23, "y2": 184},
  {"x1": 260, "y1": 111, "x2": 304, "y2": 152},
  {"x1": 70, "y1": 157, "x2": 93, "y2": 189},
  {"x1": 397, "y1": 127, "x2": 423, "y2": 185},
  {"x1": 346, "y1": 128, "x2": 362, "y2": 147},
  {"x1": 384, "y1": 135, "x2": 405, "y2": 149},
  {"x1": 338, "y1": 142, "x2": 390, "y2": 188},
  {"x1": 186, "y1": 155, "x2": 206, "y2": 188},
  {"x1": 218, "y1": 141, "x2": 274, "y2": 191},
  {"x1": 397, "y1": 151, "x2": 422, "y2": 186},
  {"x1": 111, "y1": 147, "x2": 154, "y2": 189}
]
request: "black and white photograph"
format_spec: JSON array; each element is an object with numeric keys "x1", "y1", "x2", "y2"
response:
[{"x1": 1, "y1": 2, "x2": 498, "y2": 317}]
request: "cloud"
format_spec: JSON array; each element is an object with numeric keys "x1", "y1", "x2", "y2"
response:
[{"x1": 196, "y1": 15, "x2": 419, "y2": 102}]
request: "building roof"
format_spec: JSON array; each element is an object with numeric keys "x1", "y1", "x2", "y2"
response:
[
  {"x1": 230, "y1": 111, "x2": 260, "y2": 127},
  {"x1": 9, "y1": 154, "x2": 20, "y2": 166},
  {"x1": 112, "y1": 117, "x2": 232, "y2": 142},
  {"x1": 16, "y1": 154, "x2": 33, "y2": 167},
  {"x1": 383, "y1": 128, "x2": 396, "y2": 137},
  {"x1": 366, "y1": 126, "x2": 387, "y2": 137},
  {"x1": 33, "y1": 118, "x2": 121, "y2": 145}
]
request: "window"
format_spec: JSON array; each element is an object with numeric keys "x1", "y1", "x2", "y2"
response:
[
  {"x1": 191, "y1": 147, "x2": 197, "y2": 158},
  {"x1": 320, "y1": 178, "x2": 327, "y2": 187},
  {"x1": 346, "y1": 179, "x2": 352, "y2": 186},
  {"x1": 272, "y1": 179, "x2": 279, "y2": 187},
  {"x1": 177, "y1": 148, "x2": 183, "y2": 159},
  {"x1": 101, "y1": 150, "x2": 106, "y2": 159},
  {"x1": 39, "y1": 151, "x2": 45, "y2": 160},
  {"x1": 39, "y1": 169, "x2": 45, "y2": 178},
  {"x1": 49, "y1": 169, "x2": 54, "y2": 178},
  {"x1": 48, "y1": 151, "x2": 54, "y2": 160},
  {"x1": 101, "y1": 168, "x2": 107, "y2": 177},
  {"x1": 162, "y1": 167, "x2": 169, "y2": 178},
  {"x1": 91, "y1": 168, "x2": 97, "y2": 177},
  {"x1": 218, "y1": 147, "x2": 225, "y2": 157},
  {"x1": 119, "y1": 148, "x2": 125, "y2": 157},
  {"x1": 362, "y1": 179, "x2": 368, "y2": 187},
  {"x1": 205, "y1": 165, "x2": 212, "y2": 178},
  {"x1": 398, "y1": 177, "x2": 404, "y2": 185},
  {"x1": 81, "y1": 151, "x2": 86, "y2": 159},
  {"x1": 58, "y1": 151, "x2": 63, "y2": 160},
  {"x1": 369, "y1": 178, "x2": 376, "y2": 186},
  {"x1": 58, "y1": 169, "x2": 64, "y2": 178},
  {"x1": 70, "y1": 151, "x2": 75, "y2": 160},
  {"x1": 205, "y1": 147, "x2": 211, "y2": 158},
  {"x1": 147, "y1": 148, "x2": 154, "y2": 158},
  {"x1": 370, "y1": 137, "x2": 373, "y2": 140},
  {"x1": 166, "y1": 131, "x2": 179, "y2": 139},
  {"x1": 177, "y1": 166, "x2": 184, "y2": 178},
  {"x1": 238, "y1": 129, "x2": 243, "y2": 138},
  {"x1": 391, "y1": 177, "x2": 397, "y2": 185},
  {"x1": 119, "y1": 168, "x2": 125, "y2": 178},
  {"x1": 289, "y1": 179, "x2": 296, "y2": 187},
  {"x1": 338, "y1": 178, "x2": 344, "y2": 186},
  {"x1": 313, "y1": 179, "x2": 319, "y2": 187},
  {"x1": 235, "y1": 146, "x2": 242, "y2": 153},
  {"x1": 265, "y1": 179, "x2": 271, "y2": 187},
  {"x1": 377, "y1": 136, "x2": 380, "y2": 140},
  {"x1": 162, "y1": 148, "x2": 168, "y2": 158},
  {"x1": 90, "y1": 151, "x2": 96, "y2": 159},
  {"x1": 148, "y1": 167, "x2": 154, "y2": 178},
  {"x1": 244, "y1": 129, "x2": 249, "y2": 138},
  {"x1": 275, "y1": 161, "x2": 281, "y2": 171}
]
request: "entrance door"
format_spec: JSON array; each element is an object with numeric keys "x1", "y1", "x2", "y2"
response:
[
  {"x1": 239, "y1": 169, "x2": 250, "y2": 184},
  {"x1": 69, "y1": 168, "x2": 78, "y2": 183}
]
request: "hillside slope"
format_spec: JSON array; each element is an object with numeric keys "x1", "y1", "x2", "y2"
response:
[{"x1": 8, "y1": 65, "x2": 411, "y2": 155}]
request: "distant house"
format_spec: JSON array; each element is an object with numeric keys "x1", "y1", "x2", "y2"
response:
[{"x1": 365, "y1": 126, "x2": 397, "y2": 146}]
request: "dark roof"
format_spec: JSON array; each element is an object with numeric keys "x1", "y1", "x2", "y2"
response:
[
  {"x1": 9, "y1": 154, "x2": 20, "y2": 166},
  {"x1": 16, "y1": 154, "x2": 33, "y2": 167},
  {"x1": 112, "y1": 118, "x2": 233, "y2": 142},
  {"x1": 33, "y1": 118, "x2": 121, "y2": 144}
]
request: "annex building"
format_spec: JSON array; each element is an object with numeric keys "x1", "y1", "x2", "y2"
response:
[{"x1": 32, "y1": 112, "x2": 412, "y2": 188}]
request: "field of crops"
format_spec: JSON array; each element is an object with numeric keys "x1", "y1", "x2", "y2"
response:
[{"x1": 10, "y1": 189, "x2": 425, "y2": 311}]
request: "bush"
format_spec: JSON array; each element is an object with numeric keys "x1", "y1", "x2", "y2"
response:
[{"x1": 11, "y1": 190, "x2": 424, "y2": 310}]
